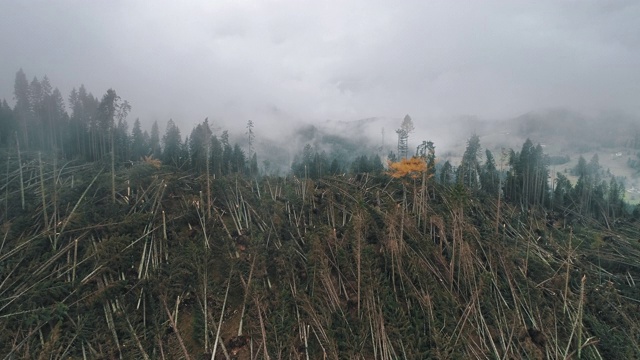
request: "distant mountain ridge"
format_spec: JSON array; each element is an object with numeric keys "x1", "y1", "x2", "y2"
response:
[
  {"x1": 252, "y1": 108, "x2": 640, "y2": 174},
  {"x1": 509, "y1": 108, "x2": 640, "y2": 148}
]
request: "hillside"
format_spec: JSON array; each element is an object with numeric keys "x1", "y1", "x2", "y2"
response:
[{"x1": 1, "y1": 155, "x2": 639, "y2": 359}]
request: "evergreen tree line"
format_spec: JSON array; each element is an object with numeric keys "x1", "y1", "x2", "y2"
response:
[
  {"x1": 0, "y1": 69, "x2": 630, "y2": 220},
  {"x1": 290, "y1": 144, "x2": 385, "y2": 179},
  {"x1": 231, "y1": 129, "x2": 628, "y2": 221},
  {"x1": 0, "y1": 69, "x2": 259, "y2": 177},
  {"x1": 439, "y1": 134, "x2": 628, "y2": 222},
  {"x1": 160, "y1": 118, "x2": 259, "y2": 177}
]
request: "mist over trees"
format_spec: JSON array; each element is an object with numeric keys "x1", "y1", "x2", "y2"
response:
[
  {"x1": 0, "y1": 69, "x2": 633, "y2": 216},
  {"x1": 0, "y1": 68, "x2": 633, "y2": 221},
  {"x1": 0, "y1": 69, "x2": 639, "y2": 358}
]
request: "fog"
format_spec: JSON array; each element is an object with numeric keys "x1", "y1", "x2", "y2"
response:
[{"x1": 2, "y1": 0, "x2": 640, "y2": 142}]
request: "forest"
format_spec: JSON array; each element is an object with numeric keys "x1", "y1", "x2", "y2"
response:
[{"x1": 0, "y1": 69, "x2": 639, "y2": 359}]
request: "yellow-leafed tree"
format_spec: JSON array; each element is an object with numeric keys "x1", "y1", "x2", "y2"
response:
[
  {"x1": 143, "y1": 155, "x2": 162, "y2": 169},
  {"x1": 387, "y1": 157, "x2": 428, "y2": 179}
]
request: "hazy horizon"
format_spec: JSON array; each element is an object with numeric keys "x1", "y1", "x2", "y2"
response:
[{"x1": 2, "y1": 1, "x2": 640, "y2": 134}]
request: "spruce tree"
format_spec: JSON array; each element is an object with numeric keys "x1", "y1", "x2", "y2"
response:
[
  {"x1": 131, "y1": 118, "x2": 148, "y2": 160},
  {"x1": 13, "y1": 69, "x2": 31, "y2": 148},
  {"x1": 162, "y1": 119, "x2": 182, "y2": 167},
  {"x1": 457, "y1": 134, "x2": 481, "y2": 190}
]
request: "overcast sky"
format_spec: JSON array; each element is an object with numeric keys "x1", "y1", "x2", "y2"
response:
[{"x1": 1, "y1": 0, "x2": 639, "y2": 132}]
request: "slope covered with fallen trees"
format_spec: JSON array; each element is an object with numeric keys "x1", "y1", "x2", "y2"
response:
[{"x1": 1, "y1": 157, "x2": 639, "y2": 359}]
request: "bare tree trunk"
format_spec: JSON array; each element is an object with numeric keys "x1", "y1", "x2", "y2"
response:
[
  {"x1": 357, "y1": 234, "x2": 362, "y2": 313},
  {"x1": 38, "y1": 153, "x2": 48, "y2": 231},
  {"x1": 4, "y1": 155, "x2": 9, "y2": 221},
  {"x1": 162, "y1": 297, "x2": 191, "y2": 360},
  {"x1": 15, "y1": 132, "x2": 25, "y2": 210},
  {"x1": 111, "y1": 127, "x2": 116, "y2": 204},
  {"x1": 206, "y1": 143, "x2": 211, "y2": 219}
]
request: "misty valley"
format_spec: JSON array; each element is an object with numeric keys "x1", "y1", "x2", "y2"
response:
[{"x1": 0, "y1": 70, "x2": 639, "y2": 359}]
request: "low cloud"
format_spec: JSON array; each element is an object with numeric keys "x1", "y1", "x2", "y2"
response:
[{"x1": 1, "y1": 0, "x2": 639, "y2": 137}]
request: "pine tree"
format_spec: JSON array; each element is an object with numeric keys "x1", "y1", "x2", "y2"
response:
[
  {"x1": 396, "y1": 115, "x2": 414, "y2": 159},
  {"x1": 45, "y1": 88, "x2": 68, "y2": 154},
  {"x1": 232, "y1": 143, "x2": 246, "y2": 174},
  {"x1": 210, "y1": 135, "x2": 223, "y2": 177},
  {"x1": 607, "y1": 176, "x2": 624, "y2": 219},
  {"x1": 504, "y1": 139, "x2": 549, "y2": 208},
  {"x1": 330, "y1": 158, "x2": 341, "y2": 175},
  {"x1": 221, "y1": 130, "x2": 232, "y2": 175},
  {"x1": 150, "y1": 120, "x2": 162, "y2": 159},
  {"x1": 246, "y1": 120, "x2": 255, "y2": 157},
  {"x1": 0, "y1": 99, "x2": 17, "y2": 147},
  {"x1": 131, "y1": 118, "x2": 148, "y2": 160},
  {"x1": 553, "y1": 172, "x2": 572, "y2": 209},
  {"x1": 29, "y1": 76, "x2": 45, "y2": 149},
  {"x1": 439, "y1": 160, "x2": 454, "y2": 184},
  {"x1": 162, "y1": 119, "x2": 182, "y2": 167},
  {"x1": 96, "y1": 89, "x2": 130, "y2": 202},
  {"x1": 13, "y1": 69, "x2": 31, "y2": 148},
  {"x1": 114, "y1": 113, "x2": 130, "y2": 162},
  {"x1": 189, "y1": 118, "x2": 213, "y2": 173},
  {"x1": 67, "y1": 85, "x2": 98, "y2": 159},
  {"x1": 249, "y1": 153, "x2": 259, "y2": 176},
  {"x1": 96, "y1": 89, "x2": 118, "y2": 159},
  {"x1": 352, "y1": 155, "x2": 371, "y2": 174},
  {"x1": 246, "y1": 120, "x2": 258, "y2": 176},
  {"x1": 480, "y1": 149, "x2": 498, "y2": 195},
  {"x1": 457, "y1": 134, "x2": 481, "y2": 190},
  {"x1": 371, "y1": 154, "x2": 384, "y2": 173}
]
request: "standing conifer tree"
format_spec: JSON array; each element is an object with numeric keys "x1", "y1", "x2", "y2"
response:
[
  {"x1": 189, "y1": 118, "x2": 212, "y2": 173},
  {"x1": 0, "y1": 100, "x2": 17, "y2": 147},
  {"x1": 162, "y1": 119, "x2": 182, "y2": 167},
  {"x1": 396, "y1": 115, "x2": 414, "y2": 159},
  {"x1": 457, "y1": 134, "x2": 481, "y2": 190},
  {"x1": 131, "y1": 118, "x2": 148, "y2": 160},
  {"x1": 210, "y1": 135, "x2": 223, "y2": 177},
  {"x1": 480, "y1": 149, "x2": 499, "y2": 195},
  {"x1": 150, "y1": 120, "x2": 162, "y2": 159},
  {"x1": 13, "y1": 69, "x2": 31, "y2": 148},
  {"x1": 97, "y1": 89, "x2": 130, "y2": 202},
  {"x1": 221, "y1": 130, "x2": 232, "y2": 175}
]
